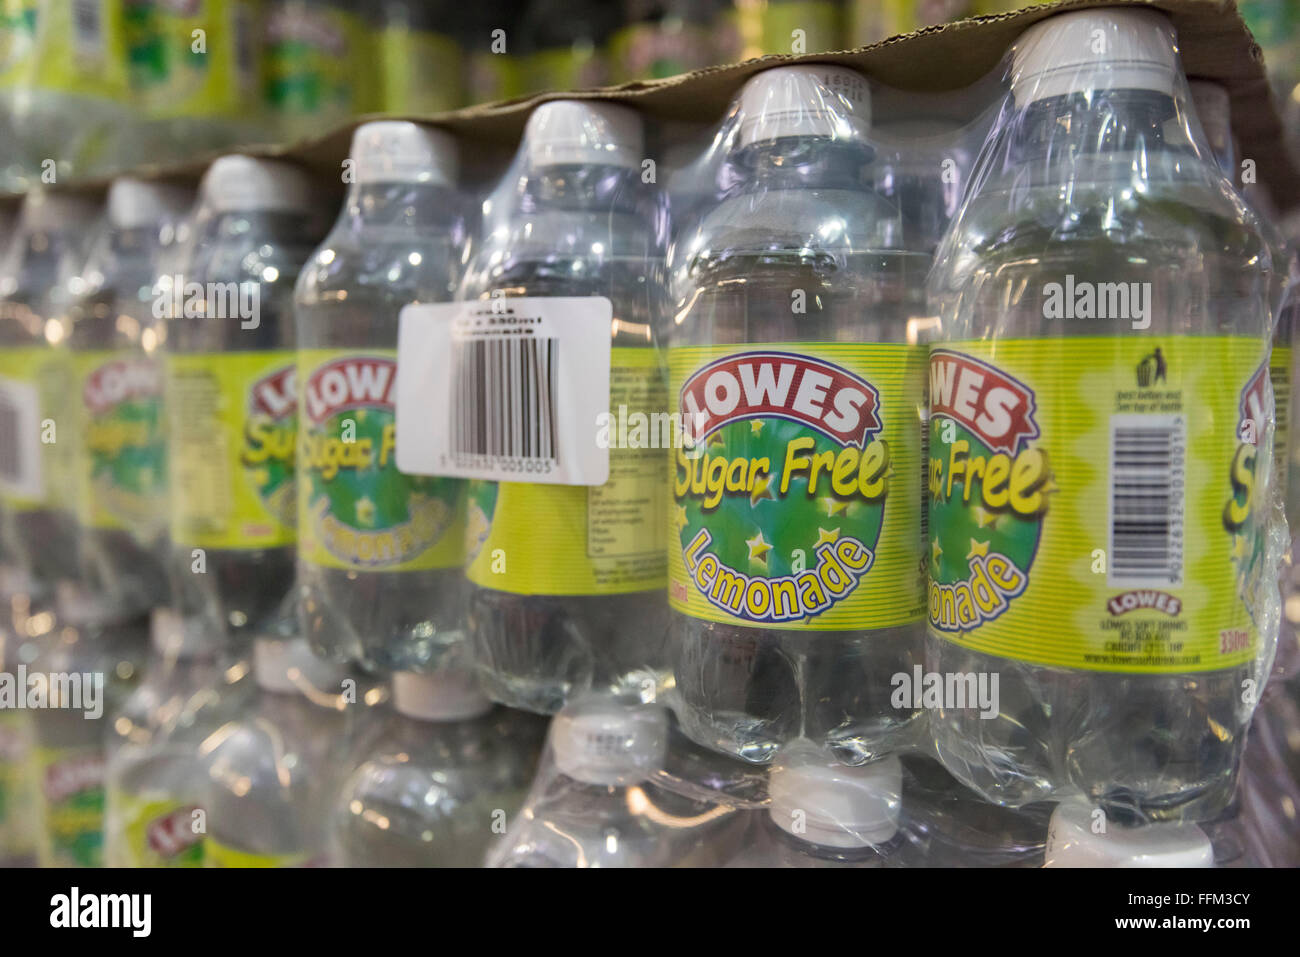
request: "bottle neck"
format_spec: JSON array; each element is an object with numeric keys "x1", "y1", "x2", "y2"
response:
[
  {"x1": 1008, "y1": 89, "x2": 1189, "y2": 164},
  {"x1": 519, "y1": 164, "x2": 644, "y2": 216},
  {"x1": 342, "y1": 181, "x2": 460, "y2": 232},
  {"x1": 735, "y1": 139, "x2": 874, "y2": 193}
]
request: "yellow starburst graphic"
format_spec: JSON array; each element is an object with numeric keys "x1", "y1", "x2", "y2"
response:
[
  {"x1": 673, "y1": 504, "x2": 690, "y2": 533},
  {"x1": 816, "y1": 527, "x2": 840, "y2": 547},
  {"x1": 750, "y1": 419, "x2": 765, "y2": 436},
  {"x1": 820, "y1": 496, "x2": 849, "y2": 518},
  {"x1": 750, "y1": 473, "x2": 776, "y2": 506},
  {"x1": 746, "y1": 531, "x2": 772, "y2": 564},
  {"x1": 931, "y1": 537, "x2": 943, "y2": 567},
  {"x1": 966, "y1": 538, "x2": 989, "y2": 560}
]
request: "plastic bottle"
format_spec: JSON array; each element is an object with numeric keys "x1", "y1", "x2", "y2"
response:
[
  {"x1": 373, "y1": 0, "x2": 464, "y2": 113},
  {"x1": 486, "y1": 696, "x2": 746, "y2": 867},
  {"x1": 331, "y1": 670, "x2": 546, "y2": 866},
  {"x1": 715, "y1": 0, "x2": 844, "y2": 62},
  {"x1": 27, "y1": 583, "x2": 146, "y2": 867},
  {"x1": 726, "y1": 742, "x2": 911, "y2": 867},
  {"x1": 295, "y1": 122, "x2": 469, "y2": 672},
  {"x1": 201, "y1": 633, "x2": 355, "y2": 866},
  {"x1": 609, "y1": 0, "x2": 716, "y2": 83},
  {"x1": 163, "y1": 156, "x2": 321, "y2": 641},
  {"x1": 0, "y1": 191, "x2": 102, "y2": 592},
  {"x1": 462, "y1": 1, "x2": 527, "y2": 105},
  {"x1": 0, "y1": 567, "x2": 49, "y2": 867},
  {"x1": 522, "y1": 0, "x2": 617, "y2": 95},
  {"x1": 667, "y1": 65, "x2": 926, "y2": 764},
  {"x1": 460, "y1": 101, "x2": 670, "y2": 713},
  {"x1": 68, "y1": 177, "x2": 193, "y2": 619},
  {"x1": 104, "y1": 608, "x2": 250, "y2": 867},
  {"x1": 926, "y1": 9, "x2": 1278, "y2": 821}
]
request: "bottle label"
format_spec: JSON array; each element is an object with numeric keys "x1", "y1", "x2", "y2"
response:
[
  {"x1": 608, "y1": 22, "x2": 711, "y2": 83},
  {"x1": 464, "y1": 348, "x2": 668, "y2": 595},
  {"x1": 0, "y1": 345, "x2": 50, "y2": 508},
  {"x1": 263, "y1": 1, "x2": 373, "y2": 120},
  {"x1": 73, "y1": 349, "x2": 167, "y2": 537},
  {"x1": 165, "y1": 350, "x2": 297, "y2": 550},
  {"x1": 667, "y1": 343, "x2": 925, "y2": 630},
  {"x1": 1, "y1": 0, "x2": 130, "y2": 100},
  {"x1": 125, "y1": 0, "x2": 256, "y2": 120},
  {"x1": 114, "y1": 790, "x2": 204, "y2": 867},
  {"x1": 467, "y1": 51, "x2": 524, "y2": 103},
  {"x1": 36, "y1": 745, "x2": 105, "y2": 868},
  {"x1": 927, "y1": 336, "x2": 1269, "y2": 673},
  {"x1": 379, "y1": 26, "x2": 462, "y2": 113},
  {"x1": 724, "y1": 1, "x2": 841, "y2": 58},
  {"x1": 0, "y1": 712, "x2": 38, "y2": 859},
  {"x1": 204, "y1": 836, "x2": 309, "y2": 868},
  {"x1": 298, "y1": 349, "x2": 465, "y2": 573}
]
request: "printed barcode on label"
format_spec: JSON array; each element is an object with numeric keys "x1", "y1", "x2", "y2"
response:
[
  {"x1": 1108, "y1": 414, "x2": 1185, "y2": 585},
  {"x1": 73, "y1": 0, "x2": 103, "y2": 58},
  {"x1": 450, "y1": 337, "x2": 559, "y2": 461},
  {"x1": 0, "y1": 375, "x2": 43, "y2": 500}
]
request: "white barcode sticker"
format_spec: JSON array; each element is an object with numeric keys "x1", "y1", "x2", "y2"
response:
[
  {"x1": 1107, "y1": 413, "x2": 1185, "y2": 587},
  {"x1": 395, "y1": 297, "x2": 612, "y2": 486},
  {"x1": 0, "y1": 374, "x2": 44, "y2": 500}
]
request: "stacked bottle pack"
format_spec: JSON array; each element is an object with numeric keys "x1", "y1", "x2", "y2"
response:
[{"x1": 0, "y1": 6, "x2": 1298, "y2": 868}]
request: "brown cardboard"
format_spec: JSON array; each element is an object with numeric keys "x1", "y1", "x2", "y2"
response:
[{"x1": 16, "y1": 0, "x2": 1300, "y2": 212}]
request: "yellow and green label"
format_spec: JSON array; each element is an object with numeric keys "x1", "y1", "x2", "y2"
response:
[
  {"x1": 36, "y1": 744, "x2": 105, "y2": 868},
  {"x1": 667, "y1": 343, "x2": 925, "y2": 630},
  {"x1": 204, "y1": 835, "x2": 307, "y2": 867},
  {"x1": 114, "y1": 790, "x2": 204, "y2": 866},
  {"x1": 0, "y1": 712, "x2": 39, "y2": 860},
  {"x1": 0, "y1": 0, "x2": 130, "y2": 99},
  {"x1": 378, "y1": 25, "x2": 462, "y2": 113},
  {"x1": 720, "y1": 0, "x2": 842, "y2": 59},
  {"x1": 526, "y1": 44, "x2": 608, "y2": 95},
  {"x1": 928, "y1": 336, "x2": 1270, "y2": 673},
  {"x1": 165, "y1": 350, "x2": 297, "y2": 550},
  {"x1": 74, "y1": 349, "x2": 167, "y2": 537},
  {"x1": 465, "y1": 348, "x2": 667, "y2": 595},
  {"x1": 1270, "y1": 343, "x2": 1290, "y2": 489},
  {"x1": 467, "y1": 50, "x2": 524, "y2": 103},
  {"x1": 608, "y1": 20, "x2": 711, "y2": 82},
  {"x1": 125, "y1": 0, "x2": 259, "y2": 120},
  {"x1": 0, "y1": 345, "x2": 75, "y2": 513},
  {"x1": 298, "y1": 349, "x2": 464, "y2": 573},
  {"x1": 263, "y1": 0, "x2": 373, "y2": 125}
]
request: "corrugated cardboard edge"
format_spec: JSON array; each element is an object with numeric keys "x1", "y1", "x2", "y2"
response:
[{"x1": 17, "y1": 0, "x2": 1299, "y2": 213}]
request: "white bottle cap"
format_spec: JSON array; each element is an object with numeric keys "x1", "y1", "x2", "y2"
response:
[
  {"x1": 551, "y1": 697, "x2": 668, "y2": 786},
  {"x1": 107, "y1": 178, "x2": 194, "y2": 230},
  {"x1": 1043, "y1": 800, "x2": 1214, "y2": 867},
  {"x1": 350, "y1": 121, "x2": 459, "y2": 186},
  {"x1": 149, "y1": 608, "x2": 216, "y2": 659},
  {"x1": 1012, "y1": 8, "x2": 1179, "y2": 105},
  {"x1": 20, "y1": 191, "x2": 100, "y2": 234},
  {"x1": 524, "y1": 100, "x2": 644, "y2": 169},
  {"x1": 54, "y1": 581, "x2": 117, "y2": 627},
  {"x1": 1187, "y1": 79, "x2": 1233, "y2": 173},
  {"x1": 391, "y1": 670, "x2": 492, "y2": 722},
  {"x1": 768, "y1": 747, "x2": 901, "y2": 850},
  {"x1": 736, "y1": 65, "x2": 871, "y2": 151},
  {"x1": 252, "y1": 636, "x2": 348, "y2": 696},
  {"x1": 199, "y1": 155, "x2": 315, "y2": 214}
]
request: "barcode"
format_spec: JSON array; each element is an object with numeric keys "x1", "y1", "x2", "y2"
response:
[
  {"x1": 920, "y1": 411, "x2": 930, "y2": 544},
  {"x1": 0, "y1": 391, "x2": 20, "y2": 483},
  {"x1": 73, "y1": 0, "x2": 103, "y2": 58},
  {"x1": 1108, "y1": 415, "x2": 1185, "y2": 584},
  {"x1": 450, "y1": 337, "x2": 558, "y2": 460}
]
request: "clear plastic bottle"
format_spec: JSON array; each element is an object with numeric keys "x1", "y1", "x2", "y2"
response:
[
  {"x1": 331, "y1": 670, "x2": 546, "y2": 867},
  {"x1": 163, "y1": 156, "x2": 322, "y2": 641},
  {"x1": 104, "y1": 608, "x2": 251, "y2": 867},
  {"x1": 68, "y1": 178, "x2": 193, "y2": 619},
  {"x1": 201, "y1": 633, "x2": 355, "y2": 867},
  {"x1": 667, "y1": 65, "x2": 926, "y2": 765},
  {"x1": 926, "y1": 9, "x2": 1277, "y2": 821},
  {"x1": 486, "y1": 696, "x2": 746, "y2": 867},
  {"x1": 726, "y1": 742, "x2": 912, "y2": 867},
  {"x1": 0, "y1": 191, "x2": 102, "y2": 591},
  {"x1": 461, "y1": 101, "x2": 670, "y2": 713},
  {"x1": 27, "y1": 583, "x2": 146, "y2": 868},
  {"x1": 295, "y1": 122, "x2": 469, "y2": 672},
  {"x1": 0, "y1": 567, "x2": 49, "y2": 867}
]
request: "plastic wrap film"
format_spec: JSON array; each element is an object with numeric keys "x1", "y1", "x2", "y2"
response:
[
  {"x1": 295, "y1": 121, "x2": 472, "y2": 675},
  {"x1": 662, "y1": 63, "x2": 989, "y2": 767},
  {"x1": 0, "y1": 191, "x2": 104, "y2": 594},
  {"x1": 161, "y1": 156, "x2": 324, "y2": 645},
  {"x1": 485, "y1": 694, "x2": 750, "y2": 867},
  {"x1": 925, "y1": 8, "x2": 1288, "y2": 824},
  {"x1": 455, "y1": 100, "x2": 672, "y2": 714}
]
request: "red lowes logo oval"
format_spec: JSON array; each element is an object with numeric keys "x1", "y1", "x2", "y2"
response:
[
  {"x1": 929, "y1": 350, "x2": 1039, "y2": 455},
  {"x1": 679, "y1": 352, "x2": 882, "y2": 448},
  {"x1": 303, "y1": 356, "x2": 396, "y2": 426},
  {"x1": 83, "y1": 359, "x2": 161, "y2": 416},
  {"x1": 249, "y1": 365, "x2": 297, "y2": 421},
  {"x1": 146, "y1": 806, "x2": 202, "y2": 859}
]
